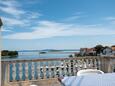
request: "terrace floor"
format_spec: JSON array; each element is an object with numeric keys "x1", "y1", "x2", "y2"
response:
[{"x1": 4, "y1": 78, "x2": 61, "y2": 86}]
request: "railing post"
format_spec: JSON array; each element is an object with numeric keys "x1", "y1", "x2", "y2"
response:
[
  {"x1": 94, "y1": 58, "x2": 97, "y2": 69},
  {"x1": 73, "y1": 60, "x2": 76, "y2": 75},
  {"x1": 19, "y1": 63, "x2": 23, "y2": 81},
  {"x1": 48, "y1": 64, "x2": 52, "y2": 78},
  {"x1": 12, "y1": 63, "x2": 16, "y2": 81},
  {"x1": 97, "y1": 57, "x2": 101, "y2": 70},
  {"x1": 100, "y1": 57, "x2": 111, "y2": 73},
  {"x1": 31, "y1": 62, "x2": 35, "y2": 80},
  {"x1": 1, "y1": 62, "x2": 9, "y2": 86},
  {"x1": 43, "y1": 65, "x2": 46, "y2": 79},
  {"x1": 106, "y1": 57, "x2": 113, "y2": 73},
  {"x1": 25, "y1": 62, "x2": 29, "y2": 80},
  {"x1": 37, "y1": 62, "x2": 40, "y2": 79},
  {"x1": 63, "y1": 61, "x2": 67, "y2": 76},
  {"x1": 3, "y1": 63, "x2": 10, "y2": 86},
  {"x1": 68, "y1": 60, "x2": 72, "y2": 76},
  {"x1": 54, "y1": 64, "x2": 57, "y2": 78}
]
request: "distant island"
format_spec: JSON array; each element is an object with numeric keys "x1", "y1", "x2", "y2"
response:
[
  {"x1": 39, "y1": 49, "x2": 62, "y2": 54},
  {"x1": 1, "y1": 50, "x2": 18, "y2": 58}
]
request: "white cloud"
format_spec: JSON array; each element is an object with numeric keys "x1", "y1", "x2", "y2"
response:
[
  {"x1": 3, "y1": 20, "x2": 115, "y2": 39},
  {"x1": 0, "y1": 0, "x2": 42, "y2": 28},
  {"x1": 63, "y1": 15, "x2": 81, "y2": 22},
  {"x1": 105, "y1": 17, "x2": 115, "y2": 20},
  {"x1": 2, "y1": 17, "x2": 25, "y2": 26},
  {"x1": 26, "y1": 12, "x2": 42, "y2": 19},
  {"x1": 105, "y1": 16, "x2": 115, "y2": 25},
  {"x1": 111, "y1": 21, "x2": 115, "y2": 24},
  {"x1": 0, "y1": 1, "x2": 20, "y2": 7},
  {"x1": 1, "y1": 29, "x2": 12, "y2": 32},
  {"x1": 0, "y1": 6, "x2": 25, "y2": 16},
  {"x1": 0, "y1": 1, "x2": 25, "y2": 17},
  {"x1": 1, "y1": 27, "x2": 12, "y2": 32}
]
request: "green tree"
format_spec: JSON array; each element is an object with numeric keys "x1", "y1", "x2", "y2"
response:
[{"x1": 94, "y1": 45, "x2": 104, "y2": 55}]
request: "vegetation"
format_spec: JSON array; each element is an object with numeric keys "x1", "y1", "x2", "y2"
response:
[
  {"x1": 39, "y1": 51, "x2": 47, "y2": 54},
  {"x1": 1, "y1": 50, "x2": 18, "y2": 57},
  {"x1": 69, "y1": 54, "x2": 73, "y2": 57},
  {"x1": 94, "y1": 45, "x2": 104, "y2": 55}
]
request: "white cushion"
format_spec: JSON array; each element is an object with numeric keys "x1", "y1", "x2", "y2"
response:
[
  {"x1": 77, "y1": 69, "x2": 104, "y2": 76},
  {"x1": 30, "y1": 85, "x2": 38, "y2": 86}
]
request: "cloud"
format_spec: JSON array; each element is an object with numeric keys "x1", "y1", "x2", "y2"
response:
[
  {"x1": 0, "y1": 6, "x2": 25, "y2": 16},
  {"x1": 105, "y1": 17, "x2": 115, "y2": 20},
  {"x1": 1, "y1": 27, "x2": 12, "y2": 32},
  {"x1": 0, "y1": 1, "x2": 20, "y2": 7},
  {"x1": 3, "y1": 20, "x2": 115, "y2": 39},
  {"x1": 111, "y1": 21, "x2": 115, "y2": 24},
  {"x1": 63, "y1": 15, "x2": 81, "y2": 22},
  {"x1": 105, "y1": 16, "x2": 115, "y2": 25},
  {"x1": 0, "y1": 1, "x2": 25, "y2": 17},
  {"x1": 2, "y1": 17, "x2": 24, "y2": 26},
  {"x1": 0, "y1": 0, "x2": 42, "y2": 28},
  {"x1": 1, "y1": 29, "x2": 12, "y2": 32}
]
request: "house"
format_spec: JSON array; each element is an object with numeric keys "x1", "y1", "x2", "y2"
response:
[
  {"x1": 102, "y1": 47, "x2": 112, "y2": 56},
  {"x1": 111, "y1": 45, "x2": 115, "y2": 56},
  {"x1": 80, "y1": 48, "x2": 87, "y2": 56},
  {"x1": 86, "y1": 48, "x2": 96, "y2": 56},
  {"x1": 80, "y1": 48, "x2": 96, "y2": 56}
]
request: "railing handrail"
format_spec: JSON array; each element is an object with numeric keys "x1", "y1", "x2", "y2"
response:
[{"x1": 1, "y1": 56, "x2": 115, "y2": 64}]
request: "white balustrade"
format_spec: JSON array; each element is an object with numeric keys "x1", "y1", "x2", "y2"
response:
[{"x1": 2, "y1": 56, "x2": 114, "y2": 83}]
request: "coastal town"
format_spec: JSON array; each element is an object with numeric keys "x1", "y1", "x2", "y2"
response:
[{"x1": 73, "y1": 45, "x2": 115, "y2": 57}]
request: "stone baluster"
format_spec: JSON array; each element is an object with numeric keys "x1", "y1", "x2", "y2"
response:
[
  {"x1": 77, "y1": 60, "x2": 81, "y2": 70},
  {"x1": 94, "y1": 59, "x2": 97, "y2": 69},
  {"x1": 73, "y1": 60, "x2": 76, "y2": 75},
  {"x1": 59, "y1": 66, "x2": 62, "y2": 77},
  {"x1": 81, "y1": 59, "x2": 85, "y2": 69},
  {"x1": 83, "y1": 59, "x2": 87, "y2": 69},
  {"x1": 25, "y1": 62, "x2": 28, "y2": 80},
  {"x1": 19, "y1": 63, "x2": 23, "y2": 81},
  {"x1": 37, "y1": 62, "x2": 40, "y2": 79},
  {"x1": 43, "y1": 65, "x2": 46, "y2": 79},
  {"x1": 63, "y1": 61, "x2": 67, "y2": 76},
  {"x1": 48, "y1": 63, "x2": 52, "y2": 78},
  {"x1": 68, "y1": 60, "x2": 71, "y2": 76},
  {"x1": 66, "y1": 62, "x2": 69, "y2": 76},
  {"x1": 31, "y1": 62, "x2": 35, "y2": 80},
  {"x1": 76, "y1": 60, "x2": 79, "y2": 70},
  {"x1": 40, "y1": 67, "x2": 43, "y2": 79},
  {"x1": 97, "y1": 58, "x2": 101, "y2": 70},
  {"x1": 12, "y1": 63, "x2": 16, "y2": 81},
  {"x1": 86, "y1": 59, "x2": 89, "y2": 69},
  {"x1": 7, "y1": 63, "x2": 10, "y2": 82},
  {"x1": 89, "y1": 59, "x2": 93, "y2": 68},
  {"x1": 92, "y1": 59, "x2": 94, "y2": 68},
  {"x1": 54, "y1": 64, "x2": 57, "y2": 78}
]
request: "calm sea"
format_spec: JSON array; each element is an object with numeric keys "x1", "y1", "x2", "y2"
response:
[{"x1": 2, "y1": 50, "x2": 79, "y2": 61}]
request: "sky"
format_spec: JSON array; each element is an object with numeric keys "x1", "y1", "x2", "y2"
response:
[{"x1": 0, "y1": 0, "x2": 115, "y2": 50}]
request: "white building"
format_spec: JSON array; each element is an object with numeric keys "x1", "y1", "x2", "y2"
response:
[{"x1": 102, "y1": 47, "x2": 112, "y2": 56}]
